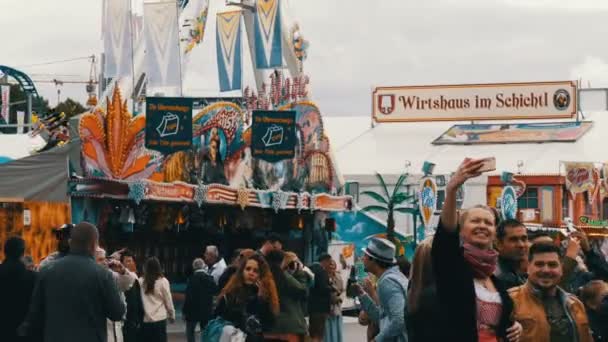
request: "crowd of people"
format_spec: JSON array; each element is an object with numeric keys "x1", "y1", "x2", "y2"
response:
[
  {"x1": 0, "y1": 227, "x2": 349, "y2": 342},
  {"x1": 403, "y1": 158, "x2": 608, "y2": 342},
  {"x1": 1, "y1": 157, "x2": 608, "y2": 342}
]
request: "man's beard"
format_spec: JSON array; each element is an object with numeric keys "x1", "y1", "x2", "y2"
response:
[{"x1": 533, "y1": 274, "x2": 558, "y2": 291}]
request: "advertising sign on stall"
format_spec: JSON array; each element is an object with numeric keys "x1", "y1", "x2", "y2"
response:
[
  {"x1": 564, "y1": 162, "x2": 595, "y2": 196},
  {"x1": 145, "y1": 97, "x2": 192, "y2": 154},
  {"x1": 252, "y1": 110, "x2": 296, "y2": 163}
]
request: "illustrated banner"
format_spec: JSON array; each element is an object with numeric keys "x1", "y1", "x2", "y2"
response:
[
  {"x1": 183, "y1": 0, "x2": 209, "y2": 55},
  {"x1": 564, "y1": 162, "x2": 595, "y2": 196},
  {"x1": 433, "y1": 121, "x2": 592, "y2": 145}
]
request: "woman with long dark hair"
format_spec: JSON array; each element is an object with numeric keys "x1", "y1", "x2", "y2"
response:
[
  {"x1": 324, "y1": 257, "x2": 344, "y2": 342},
  {"x1": 218, "y1": 249, "x2": 256, "y2": 291},
  {"x1": 215, "y1": 253, "x2": 279, "y2": 342},
  {"x1": 264, "y1": 250, "x2": 309, "y2": 342},
  {"x1": 139, "y1": 257, "x2": 175, "y2": 342},
  {"x1": 407, "y1": 236, "x2": 441, "y2": 342}
]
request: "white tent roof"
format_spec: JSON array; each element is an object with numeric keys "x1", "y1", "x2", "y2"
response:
[
  {"x1": 0, "y1": 134, "x2": 46, "y2": 163},
  {"x1": 324, "y1": 111, "x2": 607, "y2": 176}
]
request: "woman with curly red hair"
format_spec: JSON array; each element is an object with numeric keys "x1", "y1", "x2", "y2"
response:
[{"x1": 215, "y1": 253, "x2": 280, "y2": 342}]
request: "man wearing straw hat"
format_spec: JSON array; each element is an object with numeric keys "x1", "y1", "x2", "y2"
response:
[{"x1": 352, "y1": 237, "x2": 409, "y2": 342}]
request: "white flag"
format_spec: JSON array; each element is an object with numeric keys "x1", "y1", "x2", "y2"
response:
[
  {"x1": 103, "y1": 0, "x2": 134, "y2": 79},
  {"x1": 144, "y1": 2, "x2": 181, "y2": 93}
]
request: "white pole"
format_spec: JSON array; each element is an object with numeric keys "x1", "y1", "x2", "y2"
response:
[
  {"x1": 176, "y1": 0, "x2": 184, "y2": 97},
  {"x1": 129, "y1": 0, "x2": 136, "y2": 110}
]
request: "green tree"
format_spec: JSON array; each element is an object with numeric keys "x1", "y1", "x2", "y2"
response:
[
  {"x1": 53, "y1": 98, "x2": 86, "y2": 118},
  {"x1": 360, "y1": 172, "x2": 417, "y2": 243}
]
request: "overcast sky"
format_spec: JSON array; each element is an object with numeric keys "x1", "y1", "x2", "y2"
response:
[{"x1": 2, "y1": 0, "x2": 608, "y2": 115}]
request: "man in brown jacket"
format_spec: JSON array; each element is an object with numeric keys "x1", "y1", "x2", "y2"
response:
[{"x1": 509, "y1": 243, "x2": 593, "y2": 342}]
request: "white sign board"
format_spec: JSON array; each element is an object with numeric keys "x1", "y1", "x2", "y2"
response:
[
  {"x1": 17, "y1": 111, "x2": 24, "y2": 134},
  {"x1": 23, "y1": 209, "x2": 31, "y2": 226},
  {"x1": 328, "y1": 242, "x2": 356, "y2": 309},
  {"x1": 373, "y1": 81, "x2": 577, "y2": 122}
]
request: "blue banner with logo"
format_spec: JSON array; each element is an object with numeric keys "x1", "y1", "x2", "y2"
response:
[
  {"x1": 252, "y1": 110, "x2": 295, "y2": 163},
  {"x1": 254, "y1": 0, "x2": 282, "y2": 69},
  {"x1": 216, "y1": 11, "x2": 243, "y2": 91},
  {"x1": 145, "y1": 97, "x2": 193, "y2": 154}
]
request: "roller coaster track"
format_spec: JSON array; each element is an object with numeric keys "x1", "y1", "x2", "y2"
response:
[{"x1": 0, "y1": 65, "x2": 40, "y2": 98}]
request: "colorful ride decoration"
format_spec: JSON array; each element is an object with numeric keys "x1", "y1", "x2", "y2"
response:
[
  {"x1": 290, "y1": 23, "x2": 309, "y2": 65},
  {"x1": 192, "y1": 101, "x2": 247, "y2": 186},
  {"x1": 79, "y1": 87, "x2": 163, "y2": 180},
  {"x1": 75, "y1": 83, "x2": 349, "y2": 212},
  {"x1": 243, "y1": 72, "x2": 335, "y2": 193},
  {"x1": 244, "y1": 71, "x2": 309, "y2": 122},
  {"x1": 184, "y1": 6, "x2": 208, "y2": 54}
]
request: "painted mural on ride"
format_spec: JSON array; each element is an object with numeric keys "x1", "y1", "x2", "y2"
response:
[{"x1": 77, "y1": 72, "x2": 340, "y2": 199}]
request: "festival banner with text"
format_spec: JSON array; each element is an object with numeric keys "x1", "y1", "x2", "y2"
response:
[{"x1": 373, "y1": 81, "x2": 577, "y2": 122}]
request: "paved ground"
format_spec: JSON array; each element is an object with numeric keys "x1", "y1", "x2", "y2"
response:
[{"x1": 168, "y1": 316, "x2": 367, "y2": 341}]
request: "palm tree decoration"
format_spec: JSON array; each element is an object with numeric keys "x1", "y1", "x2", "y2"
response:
[{"x1": 361, "y1": 172, "x2": 417, "y2": 244}]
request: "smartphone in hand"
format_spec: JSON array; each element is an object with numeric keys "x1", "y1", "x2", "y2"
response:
[{"x1": 476, "y1": 157, "x2": 496, "y2": 173}]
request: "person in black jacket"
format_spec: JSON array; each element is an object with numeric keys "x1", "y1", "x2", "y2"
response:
[
  {"x1": 308, "y1": 254, "x2": 332, "y2": 342},
  {"x1": 183, "y1": 258, "x2": 218, "y2": 342},
  {"x1": 495, "y1": 219, "x2": 529, "y2": 289},
  {"x1": 120, "y1": 250, "x2": 143, "y2": 342},
  {"x1": 579, "y1": 280, "x2": 608, "y2": 342},
  {"x1": 19, "y1": 222, "x2": 125, "y2": 342},
  {"x1": 432, "y1": 158, "x2": 522, "y2": 342},
  {"x1": 0, "y1": 237, "x2": 37, "y2": 342},
  {"x1": 559, "y1": 230, "x2": 608, "y2": 293}
]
